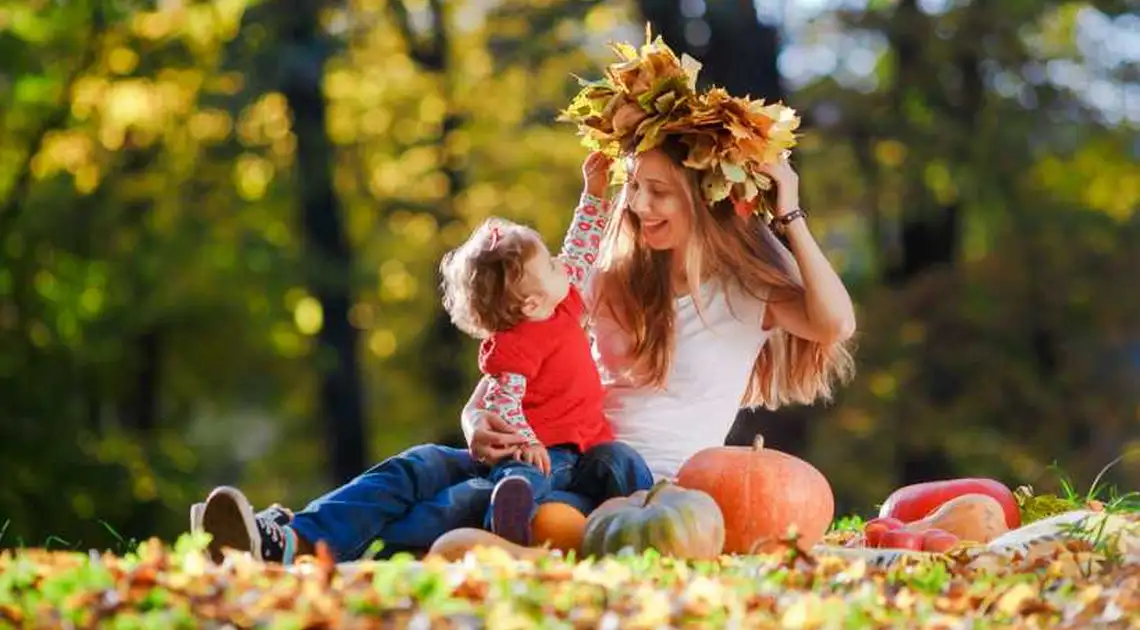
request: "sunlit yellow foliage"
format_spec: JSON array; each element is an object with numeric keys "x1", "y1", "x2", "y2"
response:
[
  {"x1": 107, "y1": 47, "x2": 140, "y2": 75},
  {"x1": 234, "y1": 153, "x2": 275, "y2": 201},
  {"x1": 130, "y1": 0, "x2": 247, "y2": 48},
  {"x1": 238, "y1": 93, "x2": 292, "y2": 147},
  {"x1": 369, "y1": 328, "x2": 398, "y2": 358},
  {"x1": 293, "y1": 296, "x2": 324, "y2": 335},
  {"x1": 1032, "y1": 140, "x2": 1140, "y2": 221},
  {"x1": 189, "y1": 109, "x2": 234, "y2": 143},
  {"x1": 923, "y1": 161, "x2": 957, "y2": 205},
  {"x1": 31, "y1": 131, "x2": 94, "y2": 177},
  {"x1": 379, "y1": 259, "x2": 418, "y2": 302},
  {"x1": 874, "y1": 139, "x2": 906, "y2": 168}
]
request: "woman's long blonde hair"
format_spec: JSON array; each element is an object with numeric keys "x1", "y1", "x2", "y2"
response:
[{"x1": 591, "y1": 140, "x2": 855, "y2": 410}]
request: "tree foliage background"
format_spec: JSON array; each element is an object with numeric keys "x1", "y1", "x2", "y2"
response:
[{"x1": 1, "y1": 0, "x2": 1137, "y2": 548}]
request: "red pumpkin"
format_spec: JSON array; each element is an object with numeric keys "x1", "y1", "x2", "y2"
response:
[
  {"x1": 675, "y1": 435, "x2": 834, "y2": 554},
  {"x1": 878, "y1": 478, "x2": 1020, "y2": 529}
]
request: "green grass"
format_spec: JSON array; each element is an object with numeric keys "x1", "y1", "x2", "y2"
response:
[
  {"x1": 1054, "y1": 454, "x2": 1140, "y2": 512},
  {"x1": 0, "y1": 520, "x2": 141, "y2": 559},
  {"x1": 97, "y1": 521, "x2": 140, "y2": 555},
  {"x1": 827, "y1": 514, "x2": 865, "y2": 533},
  {"x1": 1018, "y1": 456, "x2": 1140, "y2": 524}
]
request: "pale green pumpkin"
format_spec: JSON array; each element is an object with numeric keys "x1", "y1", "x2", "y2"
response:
[{"x1": 581, "y1": 481, "x2": 725, "y2": 560}]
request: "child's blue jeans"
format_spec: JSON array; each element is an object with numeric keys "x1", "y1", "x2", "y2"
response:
[
  {"x1": 478, "y1": 443, "x2": 649, "y2": 530},
  {"x1": 288, "y1": 441, "x2": 653, "y2": 561}
]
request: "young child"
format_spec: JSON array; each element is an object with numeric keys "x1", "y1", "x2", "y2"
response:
[
  {"x1": 437, "y1": 152, "x2": 635, "y2": 544},
  {"x1": 191, "y1": 153, "x2": 652, "y2": 563}
]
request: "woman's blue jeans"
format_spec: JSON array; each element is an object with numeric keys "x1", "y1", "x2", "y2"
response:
[{"x1": 287, "y1": 441, "x2": 654, "y2": 561}]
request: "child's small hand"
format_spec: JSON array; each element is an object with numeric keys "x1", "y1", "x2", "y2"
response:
[
  {"x1": 582, "y1": 151, "x2": 613, "y2": 199},
  {"x1": 516, "y1": 443, "x2": 552, "y2": 476}
]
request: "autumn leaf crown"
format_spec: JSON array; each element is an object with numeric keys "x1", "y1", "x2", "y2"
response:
[{"x1": 558, "y1": 26, "x2": 800, "y2": 210}]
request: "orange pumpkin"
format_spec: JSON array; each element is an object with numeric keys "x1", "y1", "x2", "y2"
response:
[
  {"x1": 675, "y1": 435, "x2": 834, "y2": 554},
  {"x1": 531, "y1": 502, "x2": 587, "y2": 553}
]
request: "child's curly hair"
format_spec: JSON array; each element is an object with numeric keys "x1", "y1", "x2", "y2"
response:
[{"x1": 440, "y1": 218, "x2": 546, "y2": 339}]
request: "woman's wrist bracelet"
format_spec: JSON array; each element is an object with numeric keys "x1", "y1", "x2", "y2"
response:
[{"x1": 771, "y1": 207, "x2": 808, "y2": 235}]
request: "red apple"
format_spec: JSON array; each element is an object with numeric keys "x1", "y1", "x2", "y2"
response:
[
  {"x1": 861, "y1": 517, "x2": 904, "y2": 548},
  {"x1": 865, "y1": 517, "x2": 905, "y2": 530},
  {"x1": 921, "y1": 528, "x2": 960, "y2": 553},
  {"x1": 879, "y1": 529, "x2": 925, "y2": 551}
]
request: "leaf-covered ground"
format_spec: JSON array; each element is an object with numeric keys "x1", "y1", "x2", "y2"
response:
[{"x1": 2, "y1": 522, "x2": 1140, "y2": 630}]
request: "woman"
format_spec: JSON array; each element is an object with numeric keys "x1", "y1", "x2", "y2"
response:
[
  {"x1": 195, "y1": 36, "x2": 856, "y2": 563},
  {"x1": 467, "y1": 140, "x2": 855, "y2": 486}
]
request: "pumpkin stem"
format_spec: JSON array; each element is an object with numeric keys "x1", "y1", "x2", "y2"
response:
[
  {"x1": 753, "y1": 435, "x2": 765, "y2": 451},
  {"x1": 644, "y1": 480, "x2": 671, "y2": 504}
]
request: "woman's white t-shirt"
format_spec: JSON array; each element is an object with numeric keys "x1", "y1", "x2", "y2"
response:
[{"x1": 588, "y1": 281, "x2": 774, "y2": 481}]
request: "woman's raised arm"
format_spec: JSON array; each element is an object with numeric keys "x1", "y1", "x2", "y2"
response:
[{"x1": 758, "y1": 156, "x2": 857, "y2": 344}]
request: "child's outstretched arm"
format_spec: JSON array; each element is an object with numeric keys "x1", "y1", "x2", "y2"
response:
[
  {"x1": 558, "y1": 152, "x2": 613, "y2": 290},
  {"x1": 557, "y1": 193, "x2": 611, "y2": 290}
]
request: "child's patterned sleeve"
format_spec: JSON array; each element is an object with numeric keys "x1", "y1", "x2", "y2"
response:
[
  {"x1": 477, "y1": 333, "x2": 542, "y2": 446},
  {"x1": 558, "y1": 193, "x2": 612, "y2": 290},
  {"x1": 477, "y1": 373, "x2": 540, "y2": 445}
]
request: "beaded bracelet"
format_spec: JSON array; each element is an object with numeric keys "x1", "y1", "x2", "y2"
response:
[{"x1": 771, "y1": 208, "x2": 808, "y2": 235}]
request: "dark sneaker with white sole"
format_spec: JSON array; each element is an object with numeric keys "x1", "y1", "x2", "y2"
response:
[
  {"x1": 489, "y1": 476, "x2": 535, "y2": 547},
  {"x1": 200, "y1": 486, "x2": 297, "y2": 564},
  {"x1": 190, "y1": 500, "x2": 291, "y2": 536}
]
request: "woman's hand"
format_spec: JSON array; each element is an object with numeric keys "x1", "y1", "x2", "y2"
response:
[
  {"x1": 469, "y1": 412, "x2": 532, "y2": 465},
  {"x1": 582, "y1": 151, "x2": 613, "y2": 199},
  {"x1": 755, "y1": 151, "x2": 800, "y2": 216}
]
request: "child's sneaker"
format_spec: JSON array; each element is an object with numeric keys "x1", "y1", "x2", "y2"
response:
[
  {"x1": 189, "y1": 502, "x2": 205, "y2": 533},
  {"x1": 200, "y1": 486, "x2": 298, "y2": 564},
  {"x1": 190, "y1": 500, "x2": 291, "y2": 534},
  {"x1": 489, "y1": 476, "x2": 535, "y2": 546}
]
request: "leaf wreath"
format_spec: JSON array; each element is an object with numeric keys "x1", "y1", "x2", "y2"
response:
[{"x1": 558, "y1": 25, "x2": 801, "y2": 212}]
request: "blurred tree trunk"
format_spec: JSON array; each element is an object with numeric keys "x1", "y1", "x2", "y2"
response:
[
  {"x1": 279, "y1": 0, "x2": 367, "y2": 484},
  {"x1": 387, "y1": 0, "x2": 469, "y2": 423},
  {"x1": 118, "y1": 326, "x2": 163, "y2": 538},
  {"x1": 639, "y1": 0, "x2": 809, "y2": 456},
  {"x1": 883, "y1": 0, "x2": 979, "y2": 484},
  {"x1": 640, "y1": 0, "x2": 781, "y2": 98},
  {"x1": 113, "y1": 137, "x2": 164, "y2": 538},
  {"x1": 118, "y1": 140, "x2": 162, "y2": 436},
  {"x1": 121, "y1": 329, "x2": 161, "y2": 435},
  {"x1": 883, "y1": 0, "x2": 961, "y2": 287}
]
